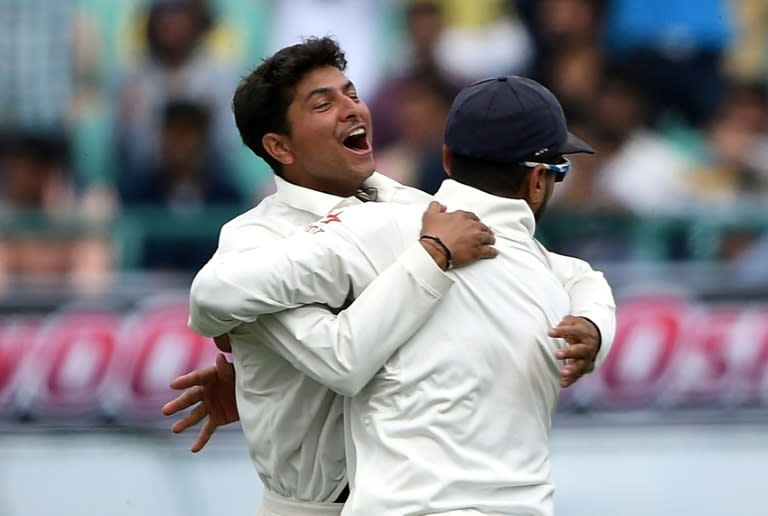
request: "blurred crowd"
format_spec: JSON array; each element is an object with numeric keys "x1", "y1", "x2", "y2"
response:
[{"x1": 1, "y1": 0, "x2": 767, "y2": 291}]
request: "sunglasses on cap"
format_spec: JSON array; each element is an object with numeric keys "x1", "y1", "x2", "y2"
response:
[{"x1": 518, "y1": 156, "x2": 571, "y2": 182}]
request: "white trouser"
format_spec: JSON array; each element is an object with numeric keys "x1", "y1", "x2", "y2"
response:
[{"x1": 255, "y1": 490, "x2": 344, "y2": 516}]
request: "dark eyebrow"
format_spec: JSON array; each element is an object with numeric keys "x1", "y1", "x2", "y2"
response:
[{"x1": 304, "y1": 81, "x2": 355, "y2": 103}]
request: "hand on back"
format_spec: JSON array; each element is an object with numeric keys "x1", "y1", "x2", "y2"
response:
[{"x1": 419, "y1": 201, "x2": 497, "y2": 269}]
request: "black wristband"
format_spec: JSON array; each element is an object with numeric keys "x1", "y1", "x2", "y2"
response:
[{"x1": 419, "y1": 234, "x2": 452, "y2": 269}]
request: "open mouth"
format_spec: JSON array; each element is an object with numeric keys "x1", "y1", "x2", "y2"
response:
[{"x1": 343, "y1": 127, "x2": 370, "y2": 152}]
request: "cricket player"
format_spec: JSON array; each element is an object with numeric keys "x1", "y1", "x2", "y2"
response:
[
  {"x1": 190, "y1": 74, "x2": 607, "y2": 515},
  {"x1": 166, "y1": 38, "x2": 615, "y2": 516}
]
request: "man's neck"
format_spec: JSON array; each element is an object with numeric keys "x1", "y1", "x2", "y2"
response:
[{"x1": 279, "y1": 172, "x2": 371, "y2": 198}]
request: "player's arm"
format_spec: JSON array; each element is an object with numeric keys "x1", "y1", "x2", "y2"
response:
[
  {"x1": 189, "y1": 202, "x2": 494, "y2": 333},
  {"x1": 257, "y1": 220, "x2": 465, "y2": 397},
  {"x1": 188, "y1": 221, "x2": 382, "y2": 336},
  {"x1": 256, "y1": 246, "x2": 445, "y2": 398},
  {"x1": 191, "y1": 202, "x2": 496, "y2": 396},
  {"x1": 543, "y1": 249, "x2": 616, "y2": 387}
]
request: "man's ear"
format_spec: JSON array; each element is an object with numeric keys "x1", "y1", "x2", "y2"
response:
[
  {"x1": 262, "y1": 133, "x2": 295, "y2": 166},
  {"x1": 442, "y1": 144, "x2": 453, "y2": 177},
  {"x1": 525, "y1": 164, "x2": 549, "y2": 205}
]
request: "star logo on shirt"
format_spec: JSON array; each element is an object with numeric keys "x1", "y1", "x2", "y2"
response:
[
  {"x1": 320, "y1": 211, "x2": 343, "y2": 224},
  {"x1": 305, "y1": 211, "x2": 344, "y2": 234}
]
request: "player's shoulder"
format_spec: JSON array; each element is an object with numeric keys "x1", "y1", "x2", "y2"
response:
[
  {"x1": 218, "y1": 196, "x2": 286, "y2": 251},
  {"x1": 342, "y1": 199, "x2": 422, "y2": 222},
  {"x1": 366, "y1": 172, "x2": 433, "y2": 205},
  {"x1": 324, "y1": 201, "x2": 425, "y2": 240}
]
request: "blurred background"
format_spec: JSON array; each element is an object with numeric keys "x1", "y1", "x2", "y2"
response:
[{"x1": 0, "y1": 0, "x2": 767, "y2": 515}]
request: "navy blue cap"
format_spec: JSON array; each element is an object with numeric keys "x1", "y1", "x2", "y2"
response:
[{"x1": 444, "y1": 76, "x2": 594, "y2": 163}]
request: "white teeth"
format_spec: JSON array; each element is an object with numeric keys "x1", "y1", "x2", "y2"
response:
[{"x1": 349, "y1": 128, "x2": 365, "y2": 137}]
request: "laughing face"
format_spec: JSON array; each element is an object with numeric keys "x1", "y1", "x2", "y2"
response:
[{"x1": 276, "y1": 66, "x2": 375, "y2": 197}]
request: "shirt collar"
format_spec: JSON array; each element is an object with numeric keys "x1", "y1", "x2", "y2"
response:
[
  {"x1": 273, "y1": 172, "x2": 405, "y2": 215},
  {"x1": 273, "y1": 174, "x2": 348, "y2": 217},
  {"x1": 433, "y1": 179, "x2": 537, "y2": 239},
  {"x1": 362, "y1": 172, "x2": 404, "y2": 192}
]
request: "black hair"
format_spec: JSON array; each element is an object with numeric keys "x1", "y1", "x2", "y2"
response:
[
  {"x1": 401, "y1": 67, "x2": 460, "y2": 107},
  {"x1": 145, "y1": 1, "x2": 210, "y2": 62},
  {"x1": 449, "y1": 153, "x2": 531, "y2": 195},
  {"x1": 0, "y1": 133, "x2": 70, "y2": 169},
  {"x1": 406, "y1": 0, "x2": 443, "y2": 18},
  {"x1": 162, "y1": 100, "x2": 211, "y2": 131},
  {"x1": 232, "y1": 36, "x2": 348, "y2": 175},
  {"x1": 722, "y1": 79, "x2": 768, "y2": 109},
  {"x1": 450, "y1": 151, "x2": 568, "y2": 196}
]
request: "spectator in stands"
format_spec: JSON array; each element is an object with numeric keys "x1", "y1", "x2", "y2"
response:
[
  {"x1": 552, "y1": 71, "x2": 694, "y2": 215},
  {"x1": 120, "y1": 100, "x2": 240, "y2": 207},
  {"x1": 0, "y1": 134, "x2": 112, "y2": 293},
  {"x1": 115, "y1": 0, "x2": 239, "y2": 185},
  {"x1": 427, "y1": 0, "x2": 531, "y2": 80},
  {"x1": 119, "y1": 100, "x2": 242, "y2": 272},
  {"x1": 0, "y1": 134, "x2": 71, "y2": 214},
  {"x1": 601, "y1": 0, "x2": 734, "y2": 127},
  {"x1": 374, "y1": 71, "x2": 458, "y2": 194},
  {"x1": 369, "y1": 1, "x2": 468, "y2": 149},
  {"x1": 686, "y1": 80, "x2": 768, "y2": 203},
  {"x1": 520, "y1": 0, "x2": 606, "y2": 122},
  {"x1": 724, "y1": 0, "x2": 768, "y2": 83}
]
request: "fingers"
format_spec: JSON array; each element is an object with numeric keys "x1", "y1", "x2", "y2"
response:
[
  {"x1": 473, "y1": 222, "x2": 495, "y2": 242},
  {"x1": 454, "y1": 209, "x2": 480, "y2": 221},
  {"x1": 550, "y1": 317, "x2": 600, "y2": 383},
  {"x1": 559, "y1": 358, "x2": 590, "y2": 388},
  {"x1": 554, "y1": 317, "x2": 601, "y2": 388},
  {"x1": 420, "y1": 207, "x2": 497, "y2": 268},
  {"x1": 470, "y1": 223, "x2": 497, "y2": 259},
  {"x1": 171, "y1": 403, "x2": 208, "y2": 434},
  {"x1": 162, "y1": 386, "x2": 204, "y2": 416},
  {"x1": 550, "y1": 320, "x2": 598, "y2": 347},
  {"x1": 477, "y1": 243, "x2": 498, "y2": 259},
  {"x1": 554, "y1": 343, "x2": 594, "y2": 361},
  {"x1": 548, "y1": 322, "x2": 584, "y2": 342},
  {"x1": 169, "y1": 366, "x2": 216, "y2": 390},
  {"x1": 424, "y1": 201, "x2": 447, "y2": 215},
  {"x1": 550, "y1": 315, "x2": 594, "y2": 336},
  {"x1": 190, "y1": 421, "x2": 217, "y2": 453}
]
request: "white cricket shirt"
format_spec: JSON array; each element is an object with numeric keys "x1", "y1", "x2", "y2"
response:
[
  {"x1": 193, "y1": 179, "x2": 617, "y2": 515},
  {"x1": 188, "y1": 172, "x2": 451, "y2": 502}
]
